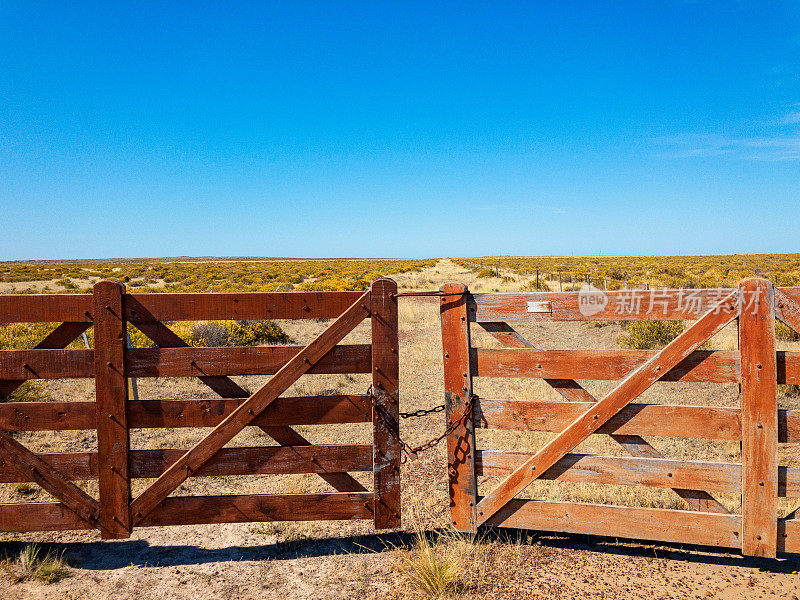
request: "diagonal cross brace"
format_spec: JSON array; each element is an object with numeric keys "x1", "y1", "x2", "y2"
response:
[
  {"x1": 0, "y1": 427, "x2": 106, "y2": 532},
  {"x1": 476, "y1": 291, "x2": 739, "y2": 525},
  {"x1": 775, "y1": 288, "x2": 800, "y2": 335},
  {"x1": 479, "y1": 321, "x2": 730, "y2": 514},
  {"x1": 129, "y1": 289, "x2": 372, "y2": 523},
  {"x1": 133, "y1": 320, "x2": 367, "y2": 493},
  {"x1": 0, "y1": 322, "x2": 91, "y2": 398}
]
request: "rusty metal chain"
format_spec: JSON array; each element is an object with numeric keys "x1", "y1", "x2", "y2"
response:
[
  {"x1": 400, "y1": 404, "x2": 446, "y2": 419},
  {"x1": 367, "y1": 385, "x2": 474, "y2": 464}
]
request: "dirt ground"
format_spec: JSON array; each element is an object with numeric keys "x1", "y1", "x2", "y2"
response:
[{"x1": 2, "y1": 259, "x2": 800, "y2": 599}]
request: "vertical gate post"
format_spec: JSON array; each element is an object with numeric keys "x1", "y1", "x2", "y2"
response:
[
  {"x1": 440, "y1": 283, "x2": 477, "y2": 532},
  {"x1": 371, "y1": 278, "x2": 401, "y2": 528},
  {"x1": 93, "y1": 280, "x2": 132, "y2": 539},
  {"x1": 739, "y1": 277, "x2": 778, "y2": 557}
]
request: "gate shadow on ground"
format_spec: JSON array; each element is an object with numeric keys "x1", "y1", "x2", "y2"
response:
[{"x1": 1, "y1": 528, "x2": 798, "y2": 573}]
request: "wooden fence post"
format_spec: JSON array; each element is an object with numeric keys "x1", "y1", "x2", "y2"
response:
[
  {"x1": 739, "y1": 277, "x2": 778, "y2": 557},
  {"x1": 440, "y1": 283, "x2": 477, "y2": 532},
  {"x1": 93, "y1": 280, "x2": 131, "y2": 539},
  {"x1": 371, "y1": 278, "x2": 401, "y2": 528}
]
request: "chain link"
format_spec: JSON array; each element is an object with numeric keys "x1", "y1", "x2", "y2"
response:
[
  {"x1": 367, "y1": 385, "x2": 474, "y2": 464},
  {"x1": 399, "y1": 404, "x2": 446, "y2": 419}
]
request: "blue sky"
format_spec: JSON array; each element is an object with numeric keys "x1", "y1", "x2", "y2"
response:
[{"x1": 1, "y1": 1, "x2": 798, "y2": 260}]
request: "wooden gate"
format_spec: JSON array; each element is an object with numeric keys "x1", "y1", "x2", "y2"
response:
[
  {"x1": 0, "y1": 279, "x2": 400, "y2": 538},
  {"x1": 440, "y1": 277, "x2": 800, "y2": 557}
]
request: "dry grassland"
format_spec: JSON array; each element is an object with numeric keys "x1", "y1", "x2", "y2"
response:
[{"x1": 2, "y1": 259, "x2": 800, "y2": 599}]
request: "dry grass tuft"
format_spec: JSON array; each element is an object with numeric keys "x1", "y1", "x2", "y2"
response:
[
  {"x1": 3, "y1": 543, "x2": 70, "y2": 583},
  {"x1": 398, "y1": 528, "x2": 464, "y2": 598}
]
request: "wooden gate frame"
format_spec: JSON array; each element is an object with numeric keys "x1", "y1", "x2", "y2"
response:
[
  {"x1": 0, "y1": 279, "x2": 400, "y2": 538},
  {"x1": 440, "y1": 277, "x2": 800, "y2": 558}
]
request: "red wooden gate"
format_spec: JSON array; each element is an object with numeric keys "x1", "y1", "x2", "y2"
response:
[
  {"x1": 0, "y1": 279, "x2": 400, "y2": 537},
  {"x1": 440, "y1": 277, "x2": 800, "y2": 558}
]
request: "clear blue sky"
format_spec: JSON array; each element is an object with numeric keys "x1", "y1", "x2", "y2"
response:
[{"x1": 1, "y1": 2, "x2": 798, "y2": 260}]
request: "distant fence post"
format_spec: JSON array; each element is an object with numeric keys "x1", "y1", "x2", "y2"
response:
[
  {"x1": 371, "y1": 278, "x2": 401, "y2": 528},
  {"x1": 93, "y1": 280, "x2": 132, "y2": 539},
  {"x1": 739, "y1": 277, "x2": 778, "y2": 557},
  {"x1": 440, "y1": 283, "x2": 477, "y2": 532}
]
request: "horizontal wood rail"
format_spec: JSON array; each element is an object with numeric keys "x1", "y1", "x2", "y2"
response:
[
  {"x1": 0, "y1": 395, "x2": 371, "y2": 431},
  {"x1": 0, "y1": 279, "x2": 401, "y2": 537},
  {"x1": 0, "y1": 291, "x2": 370, "y2": 324},
  {"x1": 474, "y1": 398, "x2": 800, "y2": 442},
  {"x1": 483, "y1": 499, "x2": 800, "y2": 554},
  {"x1": 0, "y1": 349, "x2": 94, "y2": 379},
  {"x1": 475, "y1": 451, "x2": 800, "y2": 497},
  {"x1": 0, "y1": 294, "x2": 93, "y2": 323},
  {"x1": 472, "y1": 348, "x2": 800, "y2": 384},
  {"x1": 443, "y1": 278, "x2": 800, "y2": 557},
  {"x1": 0, "y1": 493, "x2": 375, "y2": 532},
  {"x1": 124, "y1": 291, "x2": 366, "y2": 322},
  {"x1": 470, "y1": 286, "x2": 800, "y2": 322},
  {"x1": 483, "y1": 500, "x2": 743, "y2": 548},
  {"x1": 126, "y1": 345, "x2": 371, "y2": 377},
  {"x1": 0, "y1": 345, "x2": 372, "y2": 380},
  {"x1": 0, "y1": 445, "x2": 373, "y2": 483}
]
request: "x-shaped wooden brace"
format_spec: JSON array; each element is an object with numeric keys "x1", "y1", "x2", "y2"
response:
[
  {"x1": 0, "y1": 321, "x2": 111, "y2": 534},
  {"x1": 775, "y1": 288, "x2": 800, "y2": 339},
  {"x1": 775, "y1": 288, "x2": 800, "y2": 523},
  {"x1": 479, "y1": 321, "x2": 730, "y2": 513},
  {"x1": 129, "y1": 290, "x2": 372, "y2": 524},
  {"x1": 476, "y1": 290, "x2": 740, "y2": 525},
  {"x1": 131, "y1": 320, "x2": 367, "y2": 493}
]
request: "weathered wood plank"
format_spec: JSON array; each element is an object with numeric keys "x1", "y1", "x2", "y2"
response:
[
  {"x1": 129, "y1": 290, "x2": 371, "y2": 524},
  {"x1": 476, "y1": 451, "x2": 800, "y2": 497},
  {"x1": 474, "y1": 398, "x2": 742, "y2": 439},
  {"x1": 0, "y1": 445, "x2": 375, "y2": 482},
  {"x1": 478, "y1": 322, "x2": 728, "y2": 513},
  {"x1": 476, "y1": 451, "x2": 740, "y2": 492},
  {"x1": 124, "y1": 291, "x2": 365, "y2": 322},
  {"x1": 0, "y1": 502, "x2": 94, "y2": 532},
  {"x1": 739, "y1": 278, "x2": 778, "y2": 558},
  {"x1": 470, "y1": 289, "x2": 738, "y2": 322},
  {"x1": 0, "y1": 395, "x2": 370, "y2": 431},
  {"x1": 475, "y1": 291, "x2": 739, "y2": 525},
  {"x1": 0, "y1": 493, "x2": 374, "y2": 532},
  {"x1": 371, "y1": 279, "x2": 401, "y2": 529},
  {"x1": 441, "y1": 283, "x2": 478, "y2": 532},
  {"x1": 0, "y1": 401, "x2": 97, "y2": 431},
  {"x1": 475, "y1": 348, "x2": 753, "y2": 383},
  {"x1": 0, "y1": 294, "x2": 93, "y2": 323},
  {"x1": 0, "y1": 349, "x2": 94, "y2": 379},
  {"x1": 483, "y1": 500, "x2": 743, "y2": 549},
  {"x1": 93, "y1": 280, "x2": 132, "y2": 539},
  {"x1": 129, "y1": 395, "x2": 371, "y2": 428},
  {"x1": 138, "y1": 492, "x2": 374, "y2": 526},
  {"x1": 125, "y1": 345, "x2": 371, "y2": 377},
  {"x1": 134, "y1": 445, "x2": 372, "y2": 478}
]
